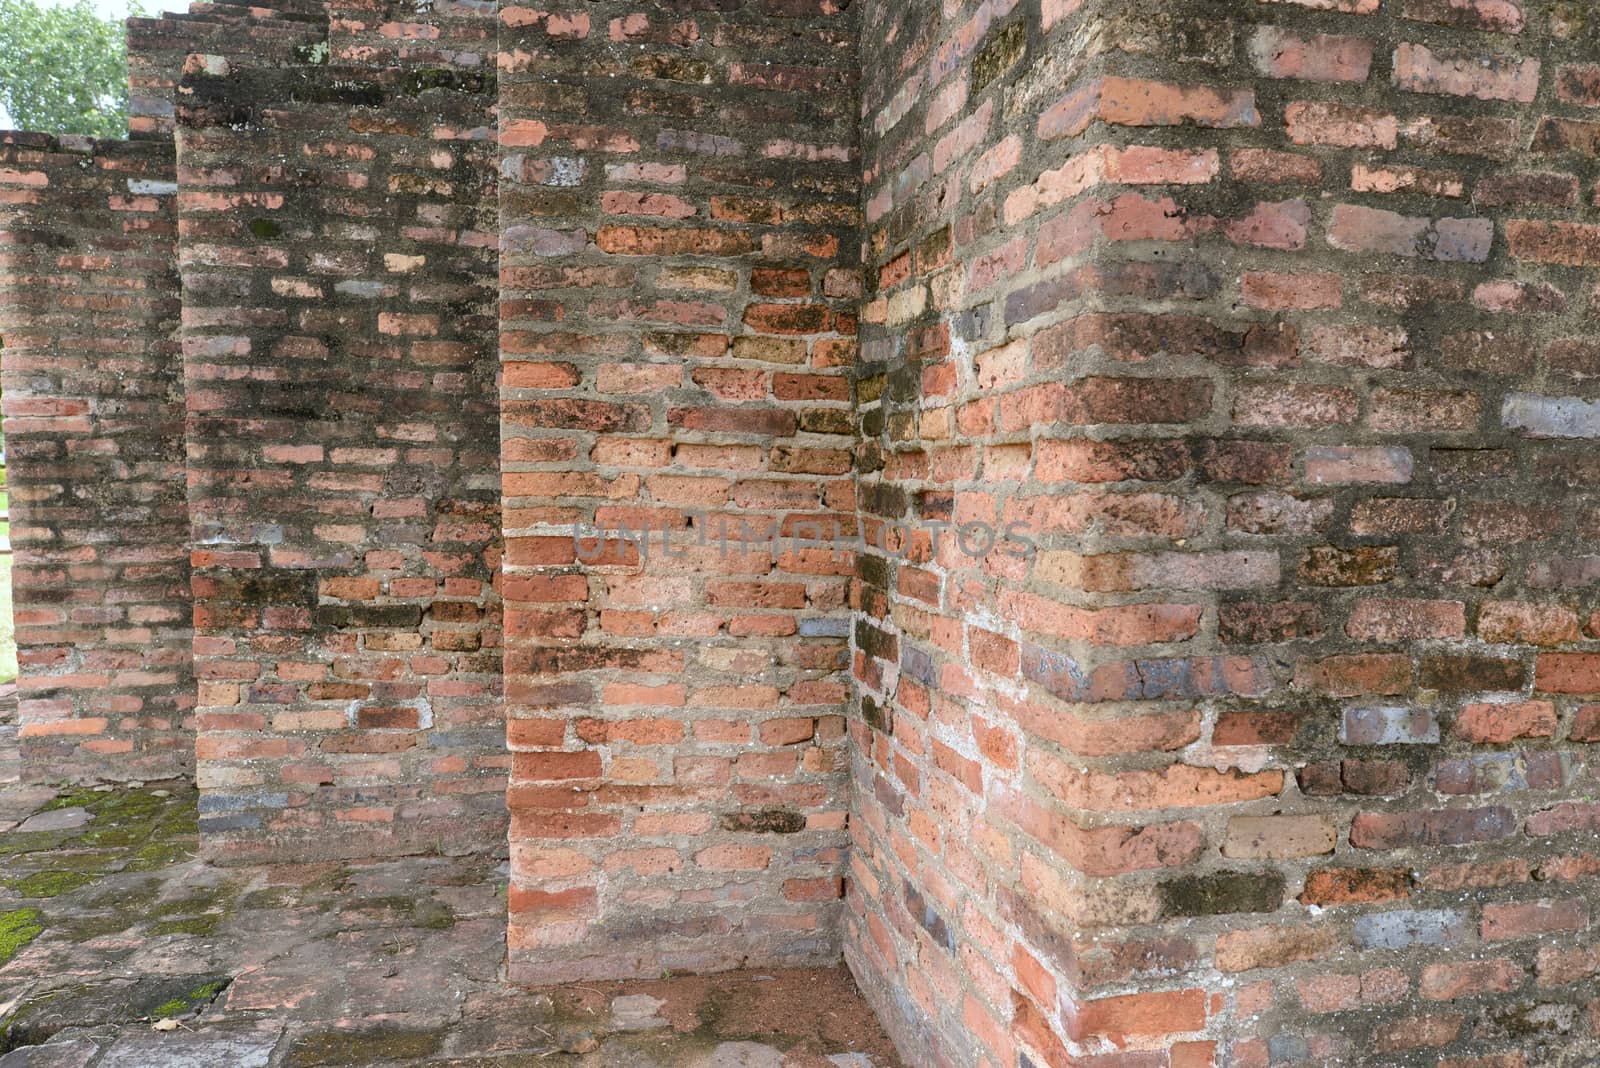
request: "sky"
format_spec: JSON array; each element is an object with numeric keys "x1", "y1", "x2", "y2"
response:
[{"x1": 0, "y1": 0, "x2": 144, "y2": 128}]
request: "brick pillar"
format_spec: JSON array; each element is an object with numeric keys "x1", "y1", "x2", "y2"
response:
[
  {"x1": 0, "y1": 134, "x2": 191, "y2": 784},
  {"x1": 497, "y1": 2, "x2": 862, "y2": 983},
  {"x1": 177, "y1": 3, "x2": 505, "y2": 860},
  {"x1": 851, "y1": 0, "x2": 1600, "y2": 1064}
]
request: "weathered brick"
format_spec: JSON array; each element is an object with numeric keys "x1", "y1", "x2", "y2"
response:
[
  {"x1": 1249, "y1": 27, "x2": 1374, "y2": 83},
  {"x1": 1300, "y1": 868, "x2": 1412, "y2": 906},
  {"x1": 1223, "y1": 816, "x2": 1338, "y2": 859},
  {"x1": 1393, "y1": 43, "x2": 1540, "y2": 102},
  {"x1": 1482, "y1": 899, "x2": 1589, "y2": 941},
  {"x1": 1351, "y1": 807, "x2": 1517, "y2": 848}
]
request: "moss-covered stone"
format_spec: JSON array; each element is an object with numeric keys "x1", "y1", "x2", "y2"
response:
[
  {"x1": 87, "y1": 877, "x2": 163, "y2": 910},
  {"x1": 60, "y1": 914, "x2": 134, "y2": 943},
  {"x1": 239, "y1": 886, "x2": 299, "y2": 910},
  {"x1": 126, "y1": 838, "x2": 195, "y2": 872},
  {"x1": 85, "y1": 790, "x2": 168, "y2": 820},
  {"x1": 77, "y1": 823, "x2": 150, "y2": 848},
  {"x1": 415, "y1": 899, "x2": 456, "y2": 930},
  {"x1": 286, "y1": 1027, "x2": 444, "y2": 1067},
  {"x1": 11, "y1": 870, "x2": 96, "y2": 898},
  {"x1": 149, "y1": 881, "x2": 240, "y2": 918},
  {"x1": 334, "y1": 891, "x2": 454, "y2": 930},
  {"x1": 0, "y1": 831, "x2": 74, "y2": 857},
  {"x1": 41, "y1": 790, "x2": 106, "y2": 812},
  {"x1": 21, "y1": 848, "x2": 120, "y2": 872},
  {"x1": 148, "y1": 914, "x2": 221, "y2": 937},
  {"x1": 149, "y1": 979, "x2": 228, "y2": 1020},
  {"x1": 341, "y1": 894, "x2": 417, "y2": 917},
  {"x1": 0, "y1": 909, "x2": 45, "y2": 965},
  {"x1": 158, "y1": 812, "x2": 201, "y2": 837}
]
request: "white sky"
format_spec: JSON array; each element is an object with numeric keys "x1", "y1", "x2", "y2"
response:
[{"x1": 0, "y1": 0, "x2": 144, "y2": 129}]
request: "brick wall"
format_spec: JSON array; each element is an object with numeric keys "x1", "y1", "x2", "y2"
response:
[
  {"x1": 496, "y1": 1, "x2": 862, "y2": 983},
  {"x1": 176, "y1": 0, "x2": 506, "y2": 861},
  {"x1": 10, "y1": 0, "x2": 1600, "y2": 1059},
  {"x1": 0, "y1": 133, "x2": 191, "y2": 784},
  {"x1": 851, "y1": 0, "x2": 1600, "y2": 1064},
  {"x1": 126, "y1": 0, "x2": 326, "y2": 141}
]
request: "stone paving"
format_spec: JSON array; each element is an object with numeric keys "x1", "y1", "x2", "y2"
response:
[{"x1": 0, "y1": 783, "x2": 901, "y2": 1067}]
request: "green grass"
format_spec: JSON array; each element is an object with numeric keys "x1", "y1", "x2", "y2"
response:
[{"x1": 0, "y1": 552, "x2": 15, "y2": 686}]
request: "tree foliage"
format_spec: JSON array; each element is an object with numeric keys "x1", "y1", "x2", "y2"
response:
[{"x1": 0, "y1": 0, "x2": 131, "y2": 138}]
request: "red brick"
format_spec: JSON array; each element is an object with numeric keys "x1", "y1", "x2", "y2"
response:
[
  {"x1": 1420, "y1": 959, "x2": 1524, "y2": 1001},
  {"x1": 1481, "y1": 899, "x2": 1589, "y2": 941},
  {"x1": 1285, "y1": 102, "x2": 1398, "y2": 149},
  {"x1": 1097, "y1": 77, "x2": 1259, "y2": 129},
  {"x1": 1455, "y1": 701, "x2": 1558, "y2": 743},
  {"x1": 1300, "y1": 868, "x2": 1412, "y2": 906},
  {"x1": 1249, "y1": 27, "x2": 1374, "y2": 83}
]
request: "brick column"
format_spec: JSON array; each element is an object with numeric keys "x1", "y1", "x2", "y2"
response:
[
  {"x1": 497, "y1": 1, "x2": 862, "y2": 983},
  {"x1": 851, "y1": 0, "x2": 1600, "y2": 1064},
  {"x1": 177, "y1": 6, "x2": 505, "y2": 860}
]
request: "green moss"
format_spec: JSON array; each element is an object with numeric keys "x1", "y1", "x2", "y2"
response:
[
  {"x1": 13, "y1": 849, "x2": 117, "y2": 873},
  {"x1": 149, "y1": 980, "x2": 227, "y2": 1020},
  {"x1": 11, "y1": 871, "x2": 95, "y2": 898},
  {"x1": 188, "y1": 979, "x2": 227, "y2": 1001},
  {"x1": 0, "y1": 831, "x2": 71, "y2": 858},
  {"x1": 126, "y1": 838, "x2": 194, "y2": 872},
  {"x1": 87, "y1": 790, "x2": 167, "y2": 819},
  {"x1": 159, "y1": 811, "x2": 201, "y2": 836},
  {"x1": 77, "y1": 824, "x2": 148, "y2": 848},
  {"x1": 0, "y1": 910, "x2": 44, "y2": 965},
  {"x1": 248, "y1": 218, "x2": 282, "y2": 239},
  {"x1": 41, "y1": 790, "x2": 104, "y2": 812}
]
